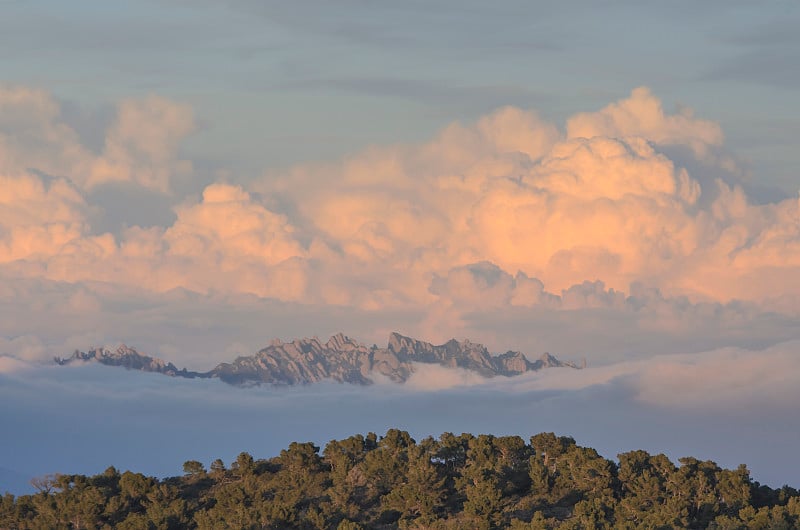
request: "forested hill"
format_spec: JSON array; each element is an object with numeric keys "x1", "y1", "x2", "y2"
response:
[
  {"x1": 55, "y1": 332, "x2": 579, "y2": 387},
  {"x1": 2, "y1": 431, "x2": 798, "y2": 529}
]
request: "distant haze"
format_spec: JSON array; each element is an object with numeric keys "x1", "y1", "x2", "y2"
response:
[{"x1": 2, "y1": 340, "x2": 799, "y2": 494}]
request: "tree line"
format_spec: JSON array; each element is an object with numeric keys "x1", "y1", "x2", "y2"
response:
[{"x1": 2, "y1": 429, "x2": 798, "y2": 529}]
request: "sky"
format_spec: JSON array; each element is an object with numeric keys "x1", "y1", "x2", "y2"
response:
[{"x1": 1, "y1": 1, "x2": 799, "y2": 493}]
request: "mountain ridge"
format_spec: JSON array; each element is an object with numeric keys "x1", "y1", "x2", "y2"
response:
[{"x1": 55, "y1": 332, "x2": 580, "y2": 387}]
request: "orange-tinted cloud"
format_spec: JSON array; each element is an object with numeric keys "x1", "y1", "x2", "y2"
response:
[
  {"x1": 0, "y1": 173, "x2": 88, "y2": 262},
  {"x1": 2, "y1": 86, "x2": 799, "y2": 328},
  {"x1": 0, "y1": 85, "x2": 193, "y2": 193},
  {"x1": 89, "y1": 95, "x2": 194, "y2": 192},
  {"x1": 566, "y1": 87, "x2": 723, "y2": 156},
  {"x1": 260, "y1": 87, "x2": 799, "y2": 307},
  {"x1": 0, "y1": 86, "x2": 93, "y2": 179}
]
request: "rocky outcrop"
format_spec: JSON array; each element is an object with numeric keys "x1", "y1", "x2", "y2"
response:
[
  {"x1": 386, "y1": 332, "x2": 576, "y2": 376},
  {"x1": 209, "y1": 333, "x2": 398, "y2": 386},
  {"x1": 55, "y1": 345, "x2": 200, "y2": 378},
  {"x1": 56, "y1": 332, "x2": 579, "y2": 387}
]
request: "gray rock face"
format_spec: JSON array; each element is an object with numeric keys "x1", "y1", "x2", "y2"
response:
[
  {"x1": 56, "y1": 332, "x2": 579, "y2": 387},
  {"x1": 210, "y1": 333, "x2": 398, "y2": 386},
  {"x1": 55, "y1": 345, "x2": 200, "y2": 378},
  {"x1": 386, "y1": 332, "x2": 575, "y2": 376}
]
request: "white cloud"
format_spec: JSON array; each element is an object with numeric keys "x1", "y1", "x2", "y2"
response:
[
  {"x1": 0, "y1": 354, "x2": 35, "y2": 374},
  {"x1": 380, "y1": 339, "x2": 800, "y2": 413},
  {"x1": 402, "y1": 362, "x2": 490, "y2": 391},
  {"x1": 632, "y1": 341, "x2": 800, "y2": 409}
]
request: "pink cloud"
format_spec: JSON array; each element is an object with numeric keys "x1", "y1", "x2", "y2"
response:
[
  {"x1": 89, "y1": 95, "x2": 194, "y2": 192},
  {"x1": 1, "y1": 85, "x2": 800, "y2": 332},
  {"x1": 0, "y1": 86, "x2": 193, "y2": 193},
  {"x1": 566, "y1": 86, "x2": 723, "y2": 157}
]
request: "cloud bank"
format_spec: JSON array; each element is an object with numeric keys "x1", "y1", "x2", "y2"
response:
[{"x1": 1, "y1": 84, "x2": 799, "y2": 365}]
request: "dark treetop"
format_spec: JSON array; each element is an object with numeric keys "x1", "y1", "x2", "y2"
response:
[{"x1": 3, "y1": 429, "x2": 798, "y2": 529}]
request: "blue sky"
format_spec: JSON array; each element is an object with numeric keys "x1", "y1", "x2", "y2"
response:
[{"x1": 2, "y1": 1, "x2": 798, "y2": 187}]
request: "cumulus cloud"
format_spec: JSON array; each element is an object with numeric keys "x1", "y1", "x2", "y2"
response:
[
  {"x1": 0, "y1": 173, "x2": 88, "y2": 262},
  {"x1": 0, "y1": 178, "x2": 310, "y2": 301},
  {"x1": 565, "y1": 86, "x2": 724, "y2": 157},
  {"x1": 2, "y1": 84, "x2": 800, "y2": 368},
  {"x1": 254, "y1": 86, "x2": 800, "y2": 308},
  {"x1": 0, "y1": 85, "x2": 92, "y2": 179},
  {"x1": 0, "y1": 85, "x2": 193, "y2": 193},
  {"x1": 423, "y1": 268, "x2": 800, "y2": 362},
  {"x1": 89, "y1": 95, "x2": 194, "y2": 192},
  {"x1": 166, "y1": 183, "x2": 303, "y2": 267}
]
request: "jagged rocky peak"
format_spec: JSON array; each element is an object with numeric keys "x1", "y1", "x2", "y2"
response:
[
  {"x1": 494, "y1": 350, "x2": 529, "y2": 374},
  {"x1": 109, "y1": 344, "x2": 137, "y2": 356},
  {"x1": 388, "y1": 332, "x2": 525, "y2": 376},
  {"x1": 387, "y1": 331, "x2": 414, "y2": 354},
  {"x1": 325, "y1": 332, "x2": 361, "y2": 351},
  {"x1": 57, "y1": 332, "x2": 580, "y2": 387},
  {"x1": 55, "y1": 345, "x2": 195, "y2": 378},
  {"x1": 539, "y1": 352, "x2": 561, "y2": 367},
  {"x1": 57, "y1": 344, "x2": 144, "y2": 364}
]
